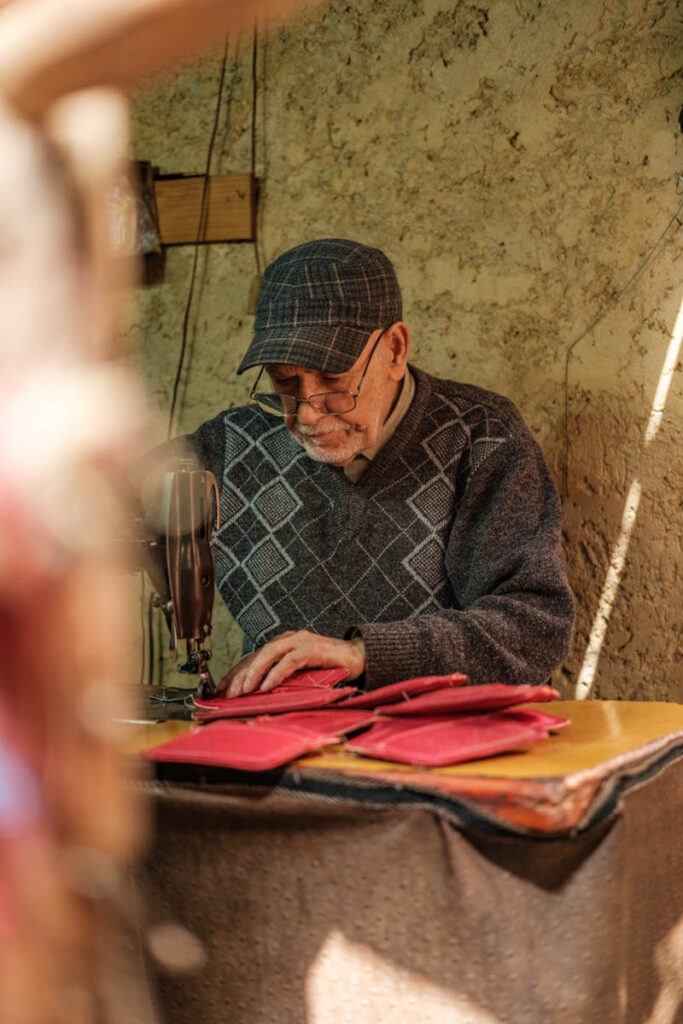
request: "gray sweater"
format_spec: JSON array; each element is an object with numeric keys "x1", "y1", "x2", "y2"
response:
[{"x1": 186, "y1": 366, "x2": 574, "y2": 690}]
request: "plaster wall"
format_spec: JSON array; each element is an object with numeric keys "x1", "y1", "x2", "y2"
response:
[{"x1": 126, "y1": 0, "x2": 682, "y2": 700}]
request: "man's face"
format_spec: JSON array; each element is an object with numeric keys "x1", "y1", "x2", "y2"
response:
[{"x1": 265, "y1": 327, "x2": 406, "y2": 466}]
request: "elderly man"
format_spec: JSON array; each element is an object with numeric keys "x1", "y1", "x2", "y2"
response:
[{"x1": 180, "y1": 238, "x2": 574, "y2": 696}]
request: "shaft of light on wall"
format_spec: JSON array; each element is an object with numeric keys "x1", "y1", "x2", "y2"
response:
[
  {"x1": 575, "y1": 292, "x2": 683, "y2": 700},
  {"x1": 575, "y1": 478, "x2": 642, "y2": 700},
  {"x1": 644, "y1": 298, "x2": 683, "y2": 445}
]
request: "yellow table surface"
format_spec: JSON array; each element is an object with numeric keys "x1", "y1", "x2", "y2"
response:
[
  {"x1": 126, "y1": 700, "x2": 683, "y2": 777},
  {"x1": 127, "y1": 700, "x2": 683, "y2": 834}
]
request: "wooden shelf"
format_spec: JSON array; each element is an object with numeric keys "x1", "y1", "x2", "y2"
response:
[{"x1": 154, "y1": 173, "x2": 254, "y2": 244}]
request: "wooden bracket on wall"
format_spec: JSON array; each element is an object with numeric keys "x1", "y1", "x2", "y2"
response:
[{"x1": 154, "y1": 172, "x2": 255, "y2": 245}]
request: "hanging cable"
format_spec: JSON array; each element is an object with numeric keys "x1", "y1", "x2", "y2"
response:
[
  {"x1": 251, "y1": 22, "x2": 262, "y2": 281},
  {"x1": 167, "y1": 36, "x2": 231, "y2": 440},
  {"x1": 147, "y1": 590, "x2": 157, "y2": 688},
  {"x1": 145, "y1": 40, "x2": 230, "y2": 688},
  {"x1": 137, "y1": 574, "x2": 147, "y2": 686}
]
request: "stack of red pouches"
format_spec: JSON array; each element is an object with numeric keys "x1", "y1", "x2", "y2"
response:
[
  {"x1": 343, "y1": 683, "x2": 567, "y2": 766},
  {"x1": 144, "y1": 668, "x2": 361, "y2": 772},
  {"x1": 143, "y1": 668, "x2": 568, "y2": 772}
]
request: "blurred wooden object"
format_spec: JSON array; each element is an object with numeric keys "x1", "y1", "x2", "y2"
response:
[{"x1": 0, "y1": 0, "x2": 297, "y2": 120}]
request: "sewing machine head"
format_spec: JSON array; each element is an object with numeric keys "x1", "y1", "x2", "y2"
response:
[{"x1": 136, "y1": 459, "x2": 220, "y2": 699}]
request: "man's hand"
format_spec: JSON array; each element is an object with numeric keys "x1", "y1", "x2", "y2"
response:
[{"x1": 218, "y1": 630, "x2": 366, "y2": 698}]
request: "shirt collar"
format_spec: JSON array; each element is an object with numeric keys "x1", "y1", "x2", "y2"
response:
[{"x1": 343, "y1": 368, "x2": 416, "y2": 482}]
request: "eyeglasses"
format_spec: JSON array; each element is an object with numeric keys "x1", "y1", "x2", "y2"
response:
[{"x1": 250, "y1": 328, "x2": 387, "y2": 417}]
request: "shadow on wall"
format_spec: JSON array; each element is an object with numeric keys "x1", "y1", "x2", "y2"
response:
[{"x1": 549, "y1": 296, "x2": 682, "y2": 702}]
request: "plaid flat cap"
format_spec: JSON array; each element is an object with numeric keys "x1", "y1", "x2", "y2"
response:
[{"x1": 237, "y1": 238, "x2": 402, "y2": 374}]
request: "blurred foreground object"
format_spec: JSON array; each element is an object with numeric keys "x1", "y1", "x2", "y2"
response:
[
  {"x1": 0, "y1": 0, "x2": 299, "y2": 119},
  {"x1": 0, "y1": 0, "x2": 302, "y2": 1020},
  {"x1": 0, "y1": 84, "x2": 152, "y2": 1024}
]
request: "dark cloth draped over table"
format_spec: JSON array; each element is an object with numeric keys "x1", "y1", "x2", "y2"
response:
[{"x1": 137, "y1": 750, "x2": 683, "y2": 1024}]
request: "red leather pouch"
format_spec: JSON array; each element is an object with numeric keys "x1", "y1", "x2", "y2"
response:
[
  {"x1": 355, "y1": 715, "x2": 448, "y2": 740},
  {"x1": 499, "y1": 708, "x2": 570, "y2": 732},
  {"x1": 346, "y1": 712, "x2": 545, "y2": 767},
  {"x1": 193, "y1": 685, "x2": 357, "y2": 722},
  {"x1": 336, "y1": 671, "x2": 468, "y2": 709},
  {"x1": 380, "y1": 683, "x2": 560, "y2": 716},
  {"x1": 257, "y1": 709, "x2": 377, "y2": 735},
  {"x1": 143, "y1": 718, "x2": 336, "y2": 771},
  {"x1": 275, "y1": 667, "x2": 350, "y2": 691}
]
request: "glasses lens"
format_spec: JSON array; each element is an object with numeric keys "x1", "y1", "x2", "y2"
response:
[
  {"x1": 320, "y1": 391, "x2": 355, "y2": 414},
  {"x1": 252, "y1": 391, "x2": 355, "y2": 416},
  {"x1": 252, "y1": 393, "x2": 292, "y2": 416}
]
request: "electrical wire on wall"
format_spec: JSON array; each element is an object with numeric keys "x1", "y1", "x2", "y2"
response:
[
  {"x1": 167, "y1": 36, "x2": 231, "y2": 441},
  {"x1": 137, "y1": 574, "x2": 147, "y2": 687},
  {"x1": 146, "y1": 29, "x2": 263, "y2": 686},
  {"x1": 251, "y1": 22, "x2": 263, "y2": 283}
]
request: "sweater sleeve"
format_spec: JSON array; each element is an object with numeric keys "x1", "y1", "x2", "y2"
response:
[
  {"x1": 351, "y1": 435, "x2": 575, "y2": 689},
  {"x1": 185, "y1": 414, "x2": 227, "y2": 481}
]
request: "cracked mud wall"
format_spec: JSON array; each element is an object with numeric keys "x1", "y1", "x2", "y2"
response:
[{"x1": 126, "y1": 0, "x2": 682, "y2": 700}]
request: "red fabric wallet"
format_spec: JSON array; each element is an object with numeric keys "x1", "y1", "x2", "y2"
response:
[
  {"x1": 143, "y1": 717, "x2": 340, "y2": 771},
  {"x1": 346, "y1": 711, "x2": 546, "y2": 767},
  {"x1": 274, "y1": 667, "x2": 351, "y2": 690},
  {"x1": 336, "y1": 671, "x2": 468, "y2": 709},
  {"x1": 256, "y1": 709, "x2": 377, "y2": 735},
  {"x1": 194, "y1": 668, "x2": 350, "y2": 710},
  {"x1": 192, "y1": 685, "x2": 357, "y2": 722},
  {"x1": 500, "y1": 708, "x2": 570, "y2": 732},
  {"x1": 379, "y1": 683, "x2": 560, "y2": 716}
]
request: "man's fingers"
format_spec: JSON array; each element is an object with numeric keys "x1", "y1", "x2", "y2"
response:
[
  {"x1": 226, "y1": 675, "x2": 246, "y2": 699},
  {"x1": 218, "y1": 653, "x2": 257, "y2": 697},
  {"x1": 217, "y1": 631, "x2": 363, "y2": 699},
  {"x1": 226, "y1": 667, "x2": 260, "y2": 698},
  {"x1": 258, "y1": 637, "x2": 346, "y2": 692},
  {"x1": 243, "y1": 639, "x2": 296, "y2": 691},
  {"x1": 258, "y1": 652, "x2": 309, "y2": 692},
  {"x1": 221, "y1": 634, "x2": 299, "y2": 697}
]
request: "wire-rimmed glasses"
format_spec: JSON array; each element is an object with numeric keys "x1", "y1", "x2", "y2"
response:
[{"x1": 250, "y1": 328, "x2": 387, "y2": 417}]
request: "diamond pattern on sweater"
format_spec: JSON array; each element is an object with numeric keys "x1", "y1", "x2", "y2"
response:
[
  {"x1": 259, "y1": 421, "x2": 303, "y2": 471},
  {"x1": 213, "y1": 534, "x2": 240, "y2": 594},
  {"x1": 252, "y1": 479, "x2": 301, "y2": 529},
  {"x1": 240, "y1": 595, "x2": 279, "y2": 638},
  {"x1": 245, "y1": 536, "x2": 293, "y2": 586},
  {"x1": 405, "y1": 535, "x2": 447, "y2": 592},
  {"x1": 472, "y1": 437, "x2": 506, "y2": 471},
  {"x1": 408, "y1": 476, "x2": 455, "y2": 528},
  {"x1": 221, "y1": 480, "x2": 249, "y2": 523},
  {"x1": 423, "y1": 421, "x2": 467, "y2": 469}
]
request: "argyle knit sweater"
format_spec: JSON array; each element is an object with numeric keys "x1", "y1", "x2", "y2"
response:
[{"x1": 185, "y1": 367, "x2": 574, "y2": 690}]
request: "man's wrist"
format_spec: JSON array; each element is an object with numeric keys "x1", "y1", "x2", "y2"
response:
[{"x1": 348, "y1": 635, "x2": 366, "y2": 677}]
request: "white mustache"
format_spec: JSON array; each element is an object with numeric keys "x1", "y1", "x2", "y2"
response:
[{"x1": 296, "y1": 422, "x2": 351, "y2": 437}]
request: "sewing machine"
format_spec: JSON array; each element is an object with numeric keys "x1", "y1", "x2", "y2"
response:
[{"x1": 133, "y1": 460, "x2": 220, "y2": 700}]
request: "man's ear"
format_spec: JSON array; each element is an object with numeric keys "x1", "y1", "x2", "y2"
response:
[{"x1": 386, "y1": 321, "x2": 410, "y2": 380}]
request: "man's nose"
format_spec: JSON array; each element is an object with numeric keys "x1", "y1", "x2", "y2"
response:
[{"x1": 295, "y1": 397, "x2": 325, "y2": 426}]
